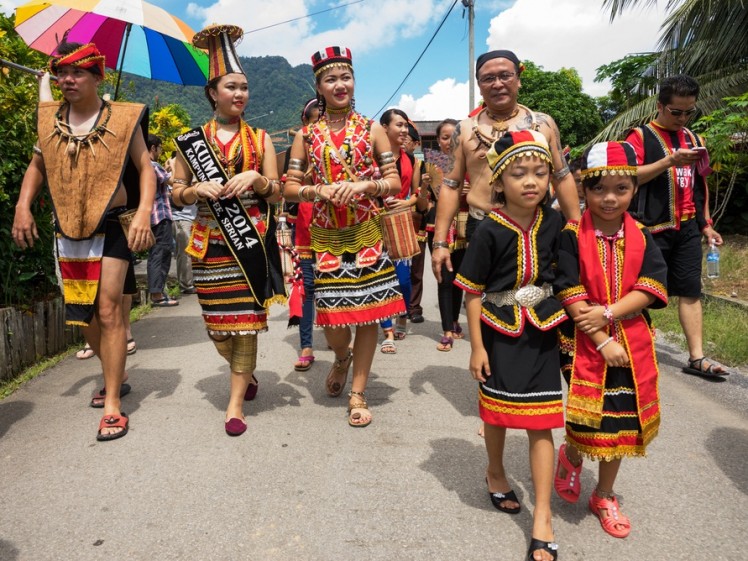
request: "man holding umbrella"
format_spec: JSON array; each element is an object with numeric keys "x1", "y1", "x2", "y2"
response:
[{"x1": 12, "y1": 41, "x2": 155, "y2": 442}]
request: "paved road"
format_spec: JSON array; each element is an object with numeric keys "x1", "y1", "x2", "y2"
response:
[{"x1": 1, "y1": 271, "x2": 746, "y2": 561}]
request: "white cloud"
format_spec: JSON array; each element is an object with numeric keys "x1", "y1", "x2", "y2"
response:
[
  {"x1": 486, "y1": 0, "x2": 665, "y2": 97},
  {"x1": 398, "y1": 0, "x2": 666, "y2": 122},
  {"x1": 396, "y1": 78, "x2": 469, "y2": 120},
  {"x1": 1, "y1": 0, "x2": 20, "y2": 15},
  {"x1": 187, "y1": 0, "x2": 450, "y2": 66}
]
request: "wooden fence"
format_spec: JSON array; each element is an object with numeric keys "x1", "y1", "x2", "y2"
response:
[{"x1": 0, "y1": 297, "x2": 82, "y2": 382}]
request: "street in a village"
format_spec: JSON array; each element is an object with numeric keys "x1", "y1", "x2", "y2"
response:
[{"x1": 1, "y1": 270, "x2": 746, "y2": 561}]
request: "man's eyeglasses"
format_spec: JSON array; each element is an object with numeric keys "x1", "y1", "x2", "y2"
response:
[
  {"x1": 478, "y1": 72, "x2": 517, "y2": 86},
  {"x1": 665, "y1": 106, "x2": 698, "y2": 118}
]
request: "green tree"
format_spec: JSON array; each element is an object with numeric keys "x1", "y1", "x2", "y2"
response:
[
  {"x1": 595, "y1": 0, "x2": 748, "y2": 140},
  {"x1": 0, "y1": 14, "x2": 58, "y2": 306},
  {"x1": 691, "y1": 93, "x2": 748, "y2": 233},
  {"x1": 594, "y1": 52, "x2": 659, "y2": 115},
  {"x1": 518, "y1": 61, "x2": 604, "y2": 149}
]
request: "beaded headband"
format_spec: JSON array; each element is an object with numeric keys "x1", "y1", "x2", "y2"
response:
[
  {"x1": 581, "y1": 141, "x2": 638, "y2": 180},
  {"x1": 486, "y1": 130, "x2": 552, "y2": 183},
  {"x1": 311, "y1": 46, "x2": 353, "y2": 76}
]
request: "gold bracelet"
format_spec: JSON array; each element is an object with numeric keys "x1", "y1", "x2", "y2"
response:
[{"x1": 255, "y1": 176, "x2": 271, "y2": 196}]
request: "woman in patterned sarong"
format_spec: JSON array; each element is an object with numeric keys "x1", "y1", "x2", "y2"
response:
[
  {"x1": 171, "y1": 25, "x2": 285, "y2": 437},
  {"x1": 284, "y1": 46, "x2": 406, "y2": 427}
]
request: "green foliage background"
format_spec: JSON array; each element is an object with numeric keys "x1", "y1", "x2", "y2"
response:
[
  {"x1": 0, "y1": 17, "x2": 58, "y2": 306},
  {"x1": 518, "y1": 62, "x2": 604, "y2": 148}
]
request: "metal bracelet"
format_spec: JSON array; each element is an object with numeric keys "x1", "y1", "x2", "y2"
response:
[
  {"x1": 288, "y1": 158, "x2": 305, "y2": 171},
  {"x1": 442, "y1": 178, "x2": 460, "y2": 190},
  {"x1": 432, "y1": 241, "x2": 450, "y2": 250},
  {"x1": 172, "y1": 178, "x2": 189, "y2": 186},
  {"x1": 379, "y1": 151, "x2": 395, "y2": 165}
]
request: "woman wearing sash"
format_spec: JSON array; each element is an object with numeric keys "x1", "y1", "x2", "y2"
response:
[
  {"x1": 284, "y1": 47, "x2": 406, "y2": 428},
  {"x1": 170, "y1": 25, "x2": 285, "y2": 437}
]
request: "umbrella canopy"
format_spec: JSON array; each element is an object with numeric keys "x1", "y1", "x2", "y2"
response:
[{"x1": 15, "y1": 0, "x2": 208, "y2": 86}]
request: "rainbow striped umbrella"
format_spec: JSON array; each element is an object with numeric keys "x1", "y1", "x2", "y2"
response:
[{"x1": 15, "y1": 0, "x2": 208, "y2": 89}]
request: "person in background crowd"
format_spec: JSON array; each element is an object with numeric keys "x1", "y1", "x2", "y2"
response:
[
  {"x1": 624, "y1": 74, "x2": 729, "y2": 378},
  {"x1": 146, "y1": 134, "x2": 178, "y2": 307}
]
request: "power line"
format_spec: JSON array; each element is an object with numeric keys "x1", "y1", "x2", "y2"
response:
[
  {"x1": 244, "y1": 0, "x2": 365, "y2": 35},
  {"x1": 372, "y1": 0, "x2": 460, "y2": 117}
]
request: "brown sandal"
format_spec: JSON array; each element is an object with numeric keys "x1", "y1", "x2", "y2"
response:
[
  {"x1": 347, "y1": 390, "x2": 371, "y2": 428},
  {"x1": 325, "y1": 349, "x2": 353, "y2": 397}
]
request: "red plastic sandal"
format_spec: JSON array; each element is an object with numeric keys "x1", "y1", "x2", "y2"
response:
[
  {"x1": 589, "y1": 491, "x2": 632, "y2": 538},
  {"x1": 554, "y1": 443, "x2": 582, "y2": 503}
]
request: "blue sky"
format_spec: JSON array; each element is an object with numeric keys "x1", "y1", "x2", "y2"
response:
[{"x1": 3, "y1": 0, "x2": 665, "y2": 121}]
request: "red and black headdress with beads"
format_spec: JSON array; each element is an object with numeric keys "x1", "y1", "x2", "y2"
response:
[{"x1": 311, "y1": 46, "x2": 353, "y2": 76}]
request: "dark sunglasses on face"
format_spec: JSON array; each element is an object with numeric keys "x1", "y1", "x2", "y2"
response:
[{"x1": 665, "y1": 105, "x2": 698, "y2": 117}]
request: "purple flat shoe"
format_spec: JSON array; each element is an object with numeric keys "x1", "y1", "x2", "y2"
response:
[
  {"x1": 225, "y1": 417, "x2": 247, "y2": 436},
  {"x1": 243, "y1": 374, "x2": 258, "y2": 401}
]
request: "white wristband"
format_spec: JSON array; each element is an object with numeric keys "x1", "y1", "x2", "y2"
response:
[{"x1": 595, "y1": 337, "x2": 614, "y2": 352}]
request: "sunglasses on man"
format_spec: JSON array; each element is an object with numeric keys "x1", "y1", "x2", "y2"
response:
[{"x1": 665, "y1": 106, "x2": 698, "y2": 118}]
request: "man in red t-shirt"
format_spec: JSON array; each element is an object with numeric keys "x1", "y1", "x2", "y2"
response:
[{"x1": 626, "y1": 74, "x2": 728, "y2": 377}]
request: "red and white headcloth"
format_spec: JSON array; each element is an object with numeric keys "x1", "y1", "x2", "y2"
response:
[{"x1": 581, "y1": 141, "x2": 638, "y2": 180}]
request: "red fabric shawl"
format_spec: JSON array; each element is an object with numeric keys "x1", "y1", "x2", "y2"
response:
[
  {"x1": 395, "y1": 148, "x2": 413, "y2": 200},
  {"x1": 567, "y1": 211, "x2": 660, "y2": 436}
]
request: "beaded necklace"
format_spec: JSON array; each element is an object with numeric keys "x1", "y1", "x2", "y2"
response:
[
  {"x1": 206, "y1": 119, "x2": 261, "y2": 177},
  {"x1": 319, "y1": 112, "x2": 360, "y2": 183},
  {"x1": 486, "y1": 106, "x2": 520, "y2": 133},
  {"x1": 47, "y1": 100, "x2": 114, "y2": 160},
  {"x1": 472, "y1": 105, "x2": 529, "y2": 153}
]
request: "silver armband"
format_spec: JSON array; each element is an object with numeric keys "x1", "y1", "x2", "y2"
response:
[
  {"x1": 442, "y1": 178, "x2": 460, "y2": 190},
  {"x1": 288, "y1": 158, "x2": 304, "y2": 171},
  {"x1": 32, "y1": 145, "x2": 43, "y2": 156},
  {"x1": 552, "y1": 167, "x2": 570, "y2": 180},
  {"x1": 378, "y1": 151, "x2": 395, "y2": 166}
]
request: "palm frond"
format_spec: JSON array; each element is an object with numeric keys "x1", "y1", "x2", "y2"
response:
[
  {"x1": 589, "y1": 65, "x2": 748, "y2": 145},
  {"x1": 657, "y1": 0, "x2": 748, "y2": 74},
  {"x1": 602, "y1": 0, "x2": 662, "y2": 22}
]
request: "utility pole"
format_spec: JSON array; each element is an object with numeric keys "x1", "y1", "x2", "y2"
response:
[{"x1": 462, "y1": 0, "x2": 475, "y2": 112}]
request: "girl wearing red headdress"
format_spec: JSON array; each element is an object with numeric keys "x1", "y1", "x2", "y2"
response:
[
  {"x1": 553, "y1": 141, "x2": 667, "y2": 539},
  {"x1": 284, "y1": 46, "x2": 406, "y2": 428}
]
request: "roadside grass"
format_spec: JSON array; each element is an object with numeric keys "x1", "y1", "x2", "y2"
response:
[
  {"x1": 0, "y1": 302, "x2": 151, "y2": 400},
  {"x1": 650, "y1": 234, "x2": 748, "y2": 368},
  {"x1": 651, "y1": 297, "x2": 748, "y2": 367}
]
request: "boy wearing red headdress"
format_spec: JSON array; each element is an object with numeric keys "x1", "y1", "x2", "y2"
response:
[{"x1": 12, "y1": 41, "x2": 155, "y2": 442}]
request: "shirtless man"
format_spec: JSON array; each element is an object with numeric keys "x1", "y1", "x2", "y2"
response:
[
  {"x1": 12, "y1": 42, "x2": 155, "y2": 441},
  {"x1": 432, "y1": 50, "x2": 580, "y2": 280}
]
